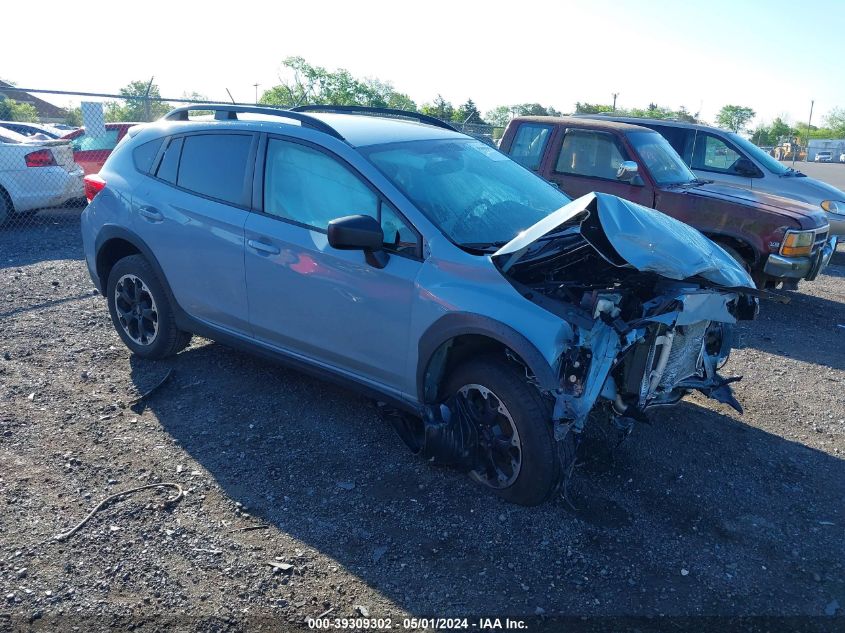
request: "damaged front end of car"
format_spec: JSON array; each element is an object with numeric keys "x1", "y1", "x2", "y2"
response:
[
  {"x1": 388, "y1": 193, "x2": 761, "y2": 484},
  {"x1": 494, "y1": 193, "x2": 759, "y2": 441}
]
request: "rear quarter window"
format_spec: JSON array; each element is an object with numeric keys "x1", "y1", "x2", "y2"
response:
[{"x1": 132, "y1": 138, "x2": 164, "y2": 174}]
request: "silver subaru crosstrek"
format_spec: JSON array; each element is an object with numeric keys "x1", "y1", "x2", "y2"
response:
[{"x1": 81, "y1": 104, "x2": 758, "y2": 506}]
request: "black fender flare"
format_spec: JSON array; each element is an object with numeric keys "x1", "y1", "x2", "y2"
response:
[
  {"x1": 94, "y1": 225, "x2": 179, "y2": 308},
  {"x1": 416, "y1": 312, "x2": 560, "y2": 402}
]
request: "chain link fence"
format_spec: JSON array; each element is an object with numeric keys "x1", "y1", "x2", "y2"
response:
[{"x1": 0, "y1": 88, "x2": 502, "y2": 235}]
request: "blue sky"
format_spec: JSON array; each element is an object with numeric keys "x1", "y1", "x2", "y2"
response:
[{"x1": 2, "y1": 0, "x2": 842, "y2": 127}]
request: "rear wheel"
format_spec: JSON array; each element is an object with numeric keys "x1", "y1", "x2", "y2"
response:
[
  {"x1": 443, "y1": 356, "x2": 563, "y2": 506},
  {"x1": 106, "y1": 255, "x2": 191, "y2": 359}
]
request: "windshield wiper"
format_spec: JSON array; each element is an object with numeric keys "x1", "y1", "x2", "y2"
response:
[{"x1": 459, "y1": 241, "x2": 508, "y2": 252}]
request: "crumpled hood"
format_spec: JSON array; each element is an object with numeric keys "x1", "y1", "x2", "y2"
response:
[{"x1": 493, "y1": 192, "x2": 755, "y2": 289}]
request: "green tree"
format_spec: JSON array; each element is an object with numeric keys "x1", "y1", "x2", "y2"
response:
[
  {"x1": 824, "y1": 107, "x2": 845, "y2": 137},
  {"x1": 716, "y1": 105, "x2": 755, "y2": 132},
  {"x1": 769, "y1": 117, "x2": 794, "y2": 142},
  {"x1": 484, "y1": 105, "x2": 512, "y2": 127},
  {"x1": 259, "y1": 57, "x2": 415, "y2": 109},
  {"x1": 575, "y1": 102, "x2": 614, "y2": 114},
  {"x1": 103, "y1": 80, "x2": 172, "y2": 122},
  {"x1": 750, "y1": 125, "x2": 773, "y2": 146},
  {"x1": 485, "y1": 103, "x2": 563, "y2": 126},
  {"x1": 0, "y1": 97, "x2": 38, "y2": 122},
  {"x1": 419, "y1": 95, "x2": 455, "y2": 121},
  {"x1": 454, "y1": 98, "x2": 485, "y2": 124},
  {"x1": 66, "y1": 106, "x2": 83, "y2": 127}
]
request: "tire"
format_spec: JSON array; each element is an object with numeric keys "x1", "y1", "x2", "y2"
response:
[
  {"x1": 718, "y1": 243, "x2": 766, "y2": 289},
  {"x1": 442, "y1": 355, "x2": 562, "y2": 506},
  {"x1": 0, "y1": 188, "x2": 12, "y2": 226},
  {"x1": 106, "y1": 255, "x2": 191, "y2": 359}
]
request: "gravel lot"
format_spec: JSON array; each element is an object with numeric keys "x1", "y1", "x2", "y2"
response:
[{"x1": 1, "y1": 206, "x2": 843, "y2": 631}]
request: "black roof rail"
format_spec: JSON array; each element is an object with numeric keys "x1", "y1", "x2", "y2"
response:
[
  {"x1": 161, "y1": 104, "x2": 346, "y2": 141},
  {"x1": 290, "y1": 104, "x2": 458, "y2": 132}
]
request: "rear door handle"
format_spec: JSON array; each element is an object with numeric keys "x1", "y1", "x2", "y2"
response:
[
  {"x1": 137, "y1": 206, "x2": 163, "y2": 222},
  {"x1": 247, "y1": 239, "x2": 280, "y2": 255}
]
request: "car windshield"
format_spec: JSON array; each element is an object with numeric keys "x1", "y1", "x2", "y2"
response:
[
  {"x1": 0, "y1": 126, "x2": 29, "y2": 144},
  {"x1": 726, "y1": 132, "x2": 789, "y2": 175},
  {"x1": 627, "y1": 131, "x2": 697, "y2": 185},
  {"x1": 362, "y1": 139, "x2": 571, "y2": 246}
]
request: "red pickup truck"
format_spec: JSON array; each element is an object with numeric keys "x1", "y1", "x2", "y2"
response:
[{"x1": 500, "y1": 116, "x2": 834, "y2": 289}]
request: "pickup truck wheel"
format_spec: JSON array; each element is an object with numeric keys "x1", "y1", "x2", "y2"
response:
[
  {"x1": 718, "y1": 244, "x2": 765, "y2": 288},
  {"x1": 443, "y1": 356, "x2": 561, "y2": 506},
  {"x1": 106, "y1": 255, "x2": 191, "y2": 359}
]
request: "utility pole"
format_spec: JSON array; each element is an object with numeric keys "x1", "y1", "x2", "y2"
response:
[
  {"x1": 143, "y1": 76, "x2": 154, "y2": 122},
  {"x1": 253, "y1": 83, "x2": 260, "y2": 105},
  {"x1": 612, "y1": 92, "x2": 619, "y2": 112},
  {"x1": 794, "y1": 99, "x2": 813, "y2": 167}
]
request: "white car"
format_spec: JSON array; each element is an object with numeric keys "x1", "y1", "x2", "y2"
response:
[
  {"x1": 840, "y1": 152, "x2": 845, "y2": 164},
  {"x1": 0, "y1": 126, "x2": 84, "y2": 224},
  {"x1": 815, "y1": 151, "x2": 832, "y2": 163}
]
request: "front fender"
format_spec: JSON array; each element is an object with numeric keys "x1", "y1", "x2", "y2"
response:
[{"x1": 416, "y1": 312, "x2": 561, "y2": 402}]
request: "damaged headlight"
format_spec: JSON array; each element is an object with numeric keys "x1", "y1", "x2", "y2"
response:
[{"x1": 779, "y1": 230, "x2": 814, "y2": 257}]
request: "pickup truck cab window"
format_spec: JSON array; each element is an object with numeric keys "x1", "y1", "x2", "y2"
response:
[
  {"x1": 691, "y1": 133, "x2": 742, "y2": 174},
  {"x1": 627, "y1": 131, "x2": 697, "y2": 185},
  {"x1": 508, "y1": 123, "x2": 553, "y2": 171},
  {"x1": 555, "y1": 129, "x2": 631, "y2": 181}
]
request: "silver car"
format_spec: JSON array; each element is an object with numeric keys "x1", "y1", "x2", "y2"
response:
[
  {"x1": 81, "y1": 104, "x2": 758, "y2": 506},
  {"x1": 586, "y1": 117, "x2": 845, "y2": 237}
]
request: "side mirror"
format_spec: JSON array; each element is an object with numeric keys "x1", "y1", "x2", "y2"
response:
[
  {"x1": 616, "y1": 160, "x2": 639, "y2": 182},
  {"x1": 733, "y1": 157, "x2": 759, "y2": 177},
  {"x1": 327, "y1": 214, "x2": 389, "y2": 268}
]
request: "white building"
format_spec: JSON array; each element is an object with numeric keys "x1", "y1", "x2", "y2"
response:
[{"x1": 807, "y1": 138, "x2": 845, "y2": 161}]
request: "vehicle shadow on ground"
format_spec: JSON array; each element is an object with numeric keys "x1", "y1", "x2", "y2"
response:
[
  {"x1": 0, "y1": 207, "x2": 84, "y2": 269},
  {"x1": 130, "y1": 343, "x2": 845, "y2": 616},
  {"x1": 743, "y1": 285, "x2": 845, "y2": 371}
]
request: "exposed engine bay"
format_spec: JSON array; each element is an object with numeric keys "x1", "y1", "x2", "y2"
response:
[
  {"x1": 388, "y1": 193, "x2": 762, "y2": 477},
  {"x1": 495, "y1": 193, "x2": 759, "y2": 437}
]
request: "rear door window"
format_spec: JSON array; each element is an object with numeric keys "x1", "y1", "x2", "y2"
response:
[
  {"x1": 690, "y1": 133, "x2": 743, "y2": 173},
  {"x1": 555, "y1": 129, "x2": 630, "y2": 180},
  {"x1": 508, "y1": 123, "x2": 553, "y2": 170},
  {"x1": 176, "y1": 134, "x2": 253, "y2": 206},
  {"x1": 155, "y1": 137, "x2": 183, "y2": 184}
]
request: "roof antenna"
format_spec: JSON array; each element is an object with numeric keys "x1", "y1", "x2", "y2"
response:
[{"x1": 225, "y1": 88, "x2": 236, "y2": 104}]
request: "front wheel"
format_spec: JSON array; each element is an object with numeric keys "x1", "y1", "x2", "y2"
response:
[{"x1": 443, "y1": 356, "x2": 563, "y2": 506}]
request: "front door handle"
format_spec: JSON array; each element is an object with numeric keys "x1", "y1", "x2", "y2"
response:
[
  {"x1": 247, "y1": 239, "x2": 281, "y2": 255},
  {"x1": 137, "y1": 206, "x2": 163, "y2": 222}
]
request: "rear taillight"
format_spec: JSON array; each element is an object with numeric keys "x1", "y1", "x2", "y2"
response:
[
  {"x1": 83, "y1": 174, "x2": 106, "y2": 202},
  {"x1": 24, "y1": 149, "x2": 57, "y2": 167}
]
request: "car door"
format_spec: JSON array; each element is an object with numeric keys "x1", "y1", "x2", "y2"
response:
[
  {"x1": 688, "y1": 131, "x2": 754, "y2": 189},
  {"x1": 131, "y1": 131, "x2": 256, "y2": 334},
  {"x1": 244, "y1": 135, "x2": 422, "y2": 391},
  {"x1": 545, "y1": 128, "x2": 655, "y2": 207}
]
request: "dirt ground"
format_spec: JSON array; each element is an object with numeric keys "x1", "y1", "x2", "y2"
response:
[{"x1": 1, "y1": 208, "x2": 843, "y2": 632}]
